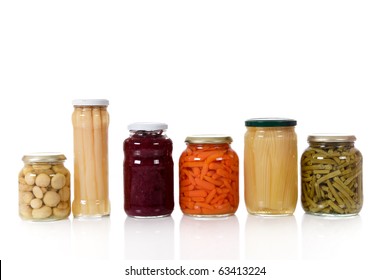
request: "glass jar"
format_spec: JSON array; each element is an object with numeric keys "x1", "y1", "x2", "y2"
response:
[
  {"x1": 123, "y1": 122, "x2": 174, "y2": 218},
  {"x1": 244, "y1": 118, "x2": 298, "y2": 215},
  {"x1": 179, "y1": 135, "x2": 239, "y2": 217},
  {"x1": 301, "y1": 135, "x2": 363, "y2": 216},
  {"x1": 19, "y1": 153, "x2": 71, "y2": 221},
  {"x1": 72, "y1": 99, "x2": 110, "y2": 218}
]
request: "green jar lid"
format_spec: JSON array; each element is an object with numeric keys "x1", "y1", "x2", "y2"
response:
[
  {"x1": 245, "y1": 118, "x2": 297, "y2": 127},
  {"x1": 185, "y1": 134, "x2": 233, "y2": 144}
]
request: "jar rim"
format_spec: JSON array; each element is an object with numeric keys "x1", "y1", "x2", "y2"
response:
[
  {"x1": 22, "y1": 153, "x2": 66, "y2": 163},
  {"x1": 245, "y1": 118, "x2": 297, "y2": 127},
  {"x1": 128, "y1": 122, "x2": 168, "y2": 131},
  {"x1": 185, "y1": 134, "x2": 233, "y2": 144},
  {"x1": 72, "y1": 99, "x2": 109, "y2": 106},
  {"x1": 307, "y1": 134, "x2": 356, "y2": 143}
]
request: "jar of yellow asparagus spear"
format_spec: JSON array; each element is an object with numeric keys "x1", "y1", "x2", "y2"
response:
[
  {"x1": 244, "y1": 118, "x2": 298, "y2": 216},
  {"x1": 301, "y1": 135, "x2": 363, "y2": 216},
  {"x1": 72, "y1": 99, "x2": 110, "y2": 218}
]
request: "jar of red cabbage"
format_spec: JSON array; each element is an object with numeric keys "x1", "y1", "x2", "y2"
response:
[{"x1": 123, "y1": 122, "x2": 174, "y2": 218}]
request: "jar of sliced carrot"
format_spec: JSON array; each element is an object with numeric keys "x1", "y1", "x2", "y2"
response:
[{"x1": 179, "y1": 135, "x2": 239, "y2": 217}]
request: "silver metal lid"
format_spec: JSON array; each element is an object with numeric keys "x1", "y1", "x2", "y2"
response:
[
  {"x1": 22, "y1": 153, "x2": 67, "y2": 163},
  {"x1": 185, "y1": 134, "x2": 233, "y2": 144},
  {"x1": 307, "y1": 134, "x2": 356, "y2": 143}
]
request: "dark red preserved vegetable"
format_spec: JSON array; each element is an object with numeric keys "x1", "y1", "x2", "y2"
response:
[{"x1": 123, "y1": 123, "x2": 174, "y2": 217}]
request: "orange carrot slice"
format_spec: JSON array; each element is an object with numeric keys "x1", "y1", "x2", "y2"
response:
[{"x1": 194, "y1": 177, "x2": 215, "y2": 191}]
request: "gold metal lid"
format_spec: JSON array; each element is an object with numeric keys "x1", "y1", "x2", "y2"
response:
[
  {"x1": 307, "y1": 134, "x2": 356, "y2": 143},
  {"x1": 185, "y1": 134, "x2": 233, "y2": 144},
  {"x1": 22, "y1": 153, "x2": 67, "y2": 163}
]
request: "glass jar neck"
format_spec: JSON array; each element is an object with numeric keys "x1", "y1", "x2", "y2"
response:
[
  {"x1": 74, "y1": 105, "x2": 107, "y2": 109},
  {"x1": 187, "y1": 143, "x2": 230, "y2": 149},
  {"x1": 24, "y1": 161, "x2": 65, "y2": 165},
  {"x1": 130, "y1": 129, "x2": 166, "y2": 137},
  {"x1": 247, "y1": 126, "x2": 295, "y2": 131},
  {"x1": 309, "y1": 141, "x2": 355, "y2": 149}
]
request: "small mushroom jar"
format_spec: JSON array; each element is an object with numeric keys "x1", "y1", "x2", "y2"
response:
[{"x1": 19, "y1": 153, "x2": 71, "y2": 221}]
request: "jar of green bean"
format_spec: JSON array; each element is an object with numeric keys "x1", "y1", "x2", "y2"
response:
[{"x1": 301, "y1": 135, "x2": 363, "y2": 216}]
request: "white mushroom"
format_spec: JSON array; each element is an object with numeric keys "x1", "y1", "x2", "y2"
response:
[
  {"x1": 32, "y1": 186, "x2": 43, "y2": 199},
  {"x1": 22, "y1": 165, "x2": 33, "y2": 175},
  {"x1": 19, "y1": 183, "x2": 32, "y2": 192},
  {"x1": 35, "y1": 173, "x2": 50, "y2": 188},
  {"x1": 57, "y1": 202, "x2": 69, "y2": 210},
  {"x1": 53, "y1": 207, "x2": 70, "y2": 218},
  {"x1": 30, "y1": 198, "x2": 43, "y2": 209},
  {"x1": 59, "y1": 187, "x2": 70, "y2": 202},
  {"x1": 32, "y1": 206, "x2": 52, "y2": 219},
  {"x1": 20, "y1": 204, "x2": 33, "y2": 219},
  {"x1": 52, "y1": 165, "x2": 68, "y2": 175},
  {"x1": 21, "y1": 192, "x2": 34, "y2": 204},
  {"x1": 32, "y1": 164, "x2": 51, "y2": 170},
  {"x1": 24, "y1": 173, "x2": 36, "y2": 186},
  {"x1": 51, "y1": 173, "x2": 66, "y2": 190},
  {"x1": 43, "y1": 191, "x2": 60, "y2": 207}
]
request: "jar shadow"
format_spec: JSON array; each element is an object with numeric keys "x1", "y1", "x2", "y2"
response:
[
  {"x1": 245, "y1": 214, "x2": 298, "y2": 260},
  {"x1": 19, "y1": 218, "x2": 71, "y2": 258},
  {"x1": 180, "y1": 215, "x2": 239, "y2": 260},
  {"x1": 124, "y1": 216, "x2": 174, "y2": 260},
  {"x1": 302, "y1": 213, "x2": 362, "y2": 260},
  {"x1": 71, "y1": 217, "x2": 111, "y2": 259}
]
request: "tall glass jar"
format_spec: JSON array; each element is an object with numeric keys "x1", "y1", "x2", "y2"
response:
[
  {"x1": 244, "y1": 118, "x2": 298, "y2": 215},
  {"x1": 19, "y1": 153, "x2": 71, "y2": 221},
  {"x1": 123, "y1": 122, "x2": 174, "y2": 218},
  {"x1": 179, "y1": 135, "x2": 239, "y2": 217},
  {"x1": 72, "y1": 99, "x2": 110, "y2": 218},
  {"x1": 301, "y1": 135, "x2": 363, "y2": 216}
]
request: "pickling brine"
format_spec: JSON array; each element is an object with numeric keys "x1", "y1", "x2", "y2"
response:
[{"x1": 244, "y1": 118, "x2": 298, "y2": 215}]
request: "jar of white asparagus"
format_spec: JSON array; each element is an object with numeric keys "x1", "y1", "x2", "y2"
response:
[
  {"x1": 19, "y1": 153, "x2": 71, "y2": 221},
  {"x1": 244, "y1": 118, "x2": 298, "y2": 216},
  {"x1": 301, "y1": 135, "x2": 363, "y2": 216},
  {"x1": 72, "y1": 99, "x2": 110, "y2": 218}
]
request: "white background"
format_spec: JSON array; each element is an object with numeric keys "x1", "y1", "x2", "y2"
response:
[{"x1": 1, "y1": 0, "x2": 390, "y2": 279}]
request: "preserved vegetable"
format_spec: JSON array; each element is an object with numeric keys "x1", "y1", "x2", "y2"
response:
[
  {"x1": 179, "y1": 135, "x2": 239, "y2": 217},
  {"x1": 72, "y1": 99, "x2": 110, "y2": 217},
  {"x1": 244, "y1": 118, "x2": 297, "y2": 215},
  {"x1": 301, "y1": 135, "x2": 363, "y2": 215}
]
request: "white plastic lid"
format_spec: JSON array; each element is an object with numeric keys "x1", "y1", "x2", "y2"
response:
[
  {"x1": 72, "y1": 99, "x2": 109, "y2": 106},
  {"x1": 128, "y1": 122, "x2": 168, "y2": 131}
]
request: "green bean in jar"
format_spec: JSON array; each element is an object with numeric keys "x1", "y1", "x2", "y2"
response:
[{"x1": 301, "y1": 135, "x2": 363, "y2": 216}]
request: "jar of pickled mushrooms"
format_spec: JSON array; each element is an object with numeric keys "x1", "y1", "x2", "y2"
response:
[{"x1": 19, "y1": 153, "x2": 71, "y2": 221}]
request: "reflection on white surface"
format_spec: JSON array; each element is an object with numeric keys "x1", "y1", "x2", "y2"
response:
[
  {"x1": 124, "y1": 216, "x2": 174, "y2": 260},
  {"x1": 72, "y1": 217, "x2": 111, "y2": 259},
  {"x1": 245, "y1": 214, "x2": 298, "y2": 259},
  {"x1": 302, "y1": 214, "x2": 362, "y2": 260},
  {"x1": 19, "y1": 219, "x2": 71, "y2": 257},
  {"x1": 180, "y1": 215, "x2": 239, "y2": 260}
]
